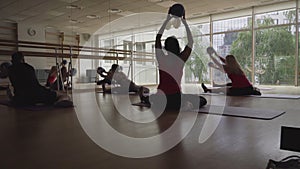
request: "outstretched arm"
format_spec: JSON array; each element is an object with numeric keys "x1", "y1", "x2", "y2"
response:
[
  {"x1": 155, "y1": 15, "x2": 172, "y2": 49},
  {"x1": 209, "y1": 54, "x2": 225, "y2": 73},
  {"x1": 215, "y1": 52, "x2": 225, "y2": 63},
  {"x1": 181, "y1": 16, "x2": 194, "y2": 62},
  {"x1": 182, "y1": 17, "x2": 193, "y2": 49},
  {"x1": 208, "y1": 62, "x2": 222, "y2": 71}
]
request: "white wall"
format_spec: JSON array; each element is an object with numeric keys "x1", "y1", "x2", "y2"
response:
[
  {"x1": 18, "y1": 23, "x2": 45, "y2": 42},
  {"x1": 18, "y1": 23, "x2": 48, "y2": 69}
]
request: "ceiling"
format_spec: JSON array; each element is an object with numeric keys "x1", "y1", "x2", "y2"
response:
[{"x1": 0, "y1": 0, "x2": 293, "y2": 34}]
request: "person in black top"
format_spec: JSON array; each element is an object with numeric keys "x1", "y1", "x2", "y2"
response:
[{"x1": 8, "y1": 52, "x2": 58, "y2": 106}]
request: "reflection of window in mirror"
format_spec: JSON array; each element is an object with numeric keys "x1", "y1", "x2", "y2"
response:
[
  {"x1": 136, "y1": 42, "x2": 146, "y2": 65},
  {"x1": 102, "y1": 39, "x2": 114, "y2": 64},
  {"x1": 151, "y1": 44, "x2": 155, "y2": 65},
  {"x1": 123, "y1": 40, "x2": 132, "y2": 65}
]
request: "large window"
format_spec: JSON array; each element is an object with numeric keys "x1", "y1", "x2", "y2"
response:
[
  {"x1": 89, "y1": 1, "x2": 300, "y2": 86},
  {"x1": 212, "y1": 15, "x2": 252, "y2": 84},
  {"x1": 254, "y1": 26, "x2": 295, "y2": 85},
  {"x1": 133, "y1": 31, "x2": 157, "y2": 85},
  {"x1": 122, "y1": 40, "x2": 132, "y2": 65},
  {"x1": 254, "y1": 8, "x2": 296, "y2": 85},
  {"x1": 102, "y1": 39, "x2": 114, "y2": 64}
]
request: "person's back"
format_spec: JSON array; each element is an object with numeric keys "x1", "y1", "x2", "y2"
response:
[
  {"x1": 113, "y1": 71, "x2": 130, "y2": 86},
  {"x1": 227, "y1": 73, "x2": 252, "y2": 88},
  {"x1": 155, "y1": 17, "x2": 192, "y2": 95},
  {"x1": 150, "y1": 14, "x2": 206, "y2": 110},
  {"x1": 9, "y1": 62, "x2": 41, "y2": 97},
  {"x1": 157, "y1": 51, "x2": 185, "y2": 94},
  {"x1": 223, "y1": 55, "x2": 252, "y2": 89},
  {"x1": 8, "y1": 52, "x2": 57, "y2": 105}
]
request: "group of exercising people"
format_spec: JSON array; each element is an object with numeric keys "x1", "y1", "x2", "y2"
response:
[
  {"x1": 94, "y1": 5, "x2": 261, "y2": 111},
  {"x1": 1, "y1": 4, "x2": 261, "y2": 110}
]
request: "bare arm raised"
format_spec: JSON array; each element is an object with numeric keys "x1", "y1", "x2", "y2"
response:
[
  {"x1": 155, "y1": 15, "x2": 172, "y2": 49},
  {"x1": 209, "y1": 54, "x2": 225, "y2": 73},
  {"x1": 180, "y1": 16, "x2": 194, "y2": 62}
]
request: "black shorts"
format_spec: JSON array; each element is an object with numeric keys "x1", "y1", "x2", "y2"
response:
[{"x1": 150, "y1": 92, "x2": 207, "y2": 111}]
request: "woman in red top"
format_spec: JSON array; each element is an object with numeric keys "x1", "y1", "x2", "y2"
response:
[
  {"x1": 202, "y1": 54, "x2": 261, "y2": 96},
  {"x1": 140, "y1": 14, "x2": 207, "y2": 110}
]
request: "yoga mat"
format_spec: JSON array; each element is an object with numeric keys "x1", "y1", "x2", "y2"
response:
[
  {"x1": 132, "y1": 102, "x2": 151, "y2": 108},
  {"x1": 197, "y1": 105, "x2": 285, "y2": 120},
  {"x1": 0, "y1": 99, "x2": 73, "y2": 111},
  {"x1": 96, "y1": 90, "x2": 137, "y2": 95},
  {"x1": 200, "y1": 93, "x2": 300, "y2": 99},
  {"x1": 131, "y1": 103, "x2": 285, "y2": 120},
  {"x1": 249, "y1": 94, "x2": 300, "y2": 99},
  {"x1": 199, "y1": 92, "x2": 223, "y2": 96}
]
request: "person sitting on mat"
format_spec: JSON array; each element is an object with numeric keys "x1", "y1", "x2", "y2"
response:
[
  {"x1": 202, "y1": 54, "x2": 261, "y2": 96},
  {"x1": 139, "y1": 14, "x2": 207, "y2": 110},
  {"x1": 8, "y1": 52, "x2": 73, "y2": 107},
  {"x1": 96, "y1": 65, "x2": 114, "y2": 90},
  {"x1": 98, "y1": 64, "x2": 149, "y2": 94}
]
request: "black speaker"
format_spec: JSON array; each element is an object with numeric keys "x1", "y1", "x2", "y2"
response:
[{"x1": 280, "y1": 126, "x2": 300, "y2": 152}]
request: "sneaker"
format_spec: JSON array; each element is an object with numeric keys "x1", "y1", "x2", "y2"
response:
[{"x1": 201, "y1": 83, "x2": 211, "y2": 93}]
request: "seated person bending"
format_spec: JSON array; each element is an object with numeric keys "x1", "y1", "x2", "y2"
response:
[
  {"x1": 97, "y1": 64, "x2": 149, "y2": 94},
  {"x1": 8, "y1": 52, "x2": 72, "y2": 107},
  {"x1": 96, "y1": 65, "x2": 114, "y2": 90},
  {"x1": 202, "y1": 53, "x2": 261, "y2": 96}
]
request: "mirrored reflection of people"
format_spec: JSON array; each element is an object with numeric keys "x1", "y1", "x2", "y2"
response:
[
  {"x1": 60, "y1": 60, "x2": 68, "y2": 86},
  {"x1": 202, "y1": 54, "x2": 261, "y2": 96},
  {"x1": 0, "y1": 62, "x2": 11, "y2": 90},
  {"x1": 8, "y1": 52, "x2": 72, "y2": 107},
  {"x1": 96, "y1": 65, "x2": 114, "y2": 91},
  {"x1": 97, "y1": 64, "x2": 149, "y2": 94},
  {"x1": 45, "y1": 66, "x2": 58, "y2": 89},
  {"x1": 47, "y1": 60, "x2": 71, "y2": 90},
  {"x1": 139, "y1": 14, "x2": 207, "y2": 110}
]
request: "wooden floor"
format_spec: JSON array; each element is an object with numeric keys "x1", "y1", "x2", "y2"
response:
[{"x1": 1, "y1": 84, "x2": 300, "y2": 169}]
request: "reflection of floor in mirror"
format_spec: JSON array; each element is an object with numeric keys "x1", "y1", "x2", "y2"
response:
[{"x1": 1, "y1": 85, "x2": 300, "y2": 169}]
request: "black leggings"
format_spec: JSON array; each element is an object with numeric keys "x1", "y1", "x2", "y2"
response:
[
  {"x1": 150, "y1": 92, "x2": 207, "y2": 111},
  {"x1": 13, "y1": 87, "x2": 57, "y2": 106},
  {"x1": 97, "y1": 78, "x2": 111, "y2": 85},
  {"x1": 228, "y1": 86, "x2": 261, "y2": 96}
]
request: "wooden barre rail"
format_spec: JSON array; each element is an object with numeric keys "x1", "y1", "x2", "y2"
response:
[
  {"x1": 0, "y1": 39, "x2": 156, "y2": 62},
  {"x1": 0, "y1": 39, "x2": 154, "y2": 56},
  {"x1": 0, "y1": 49, "x2": 155, "y2": 63}
]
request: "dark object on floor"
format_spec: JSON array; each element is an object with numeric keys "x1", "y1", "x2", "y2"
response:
[
  {"x1": 266, "y1": 155, "x2": 300, "y2": 169},
  {"x1": 280, "y1": 126, "x2": 300, "y2": 152},
  {"x1": 132, "y1": 102, "x2": 151, "y2": 108},
  {"x1": 0, "y1": 99, "x2": 73, "y2": 111}
]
